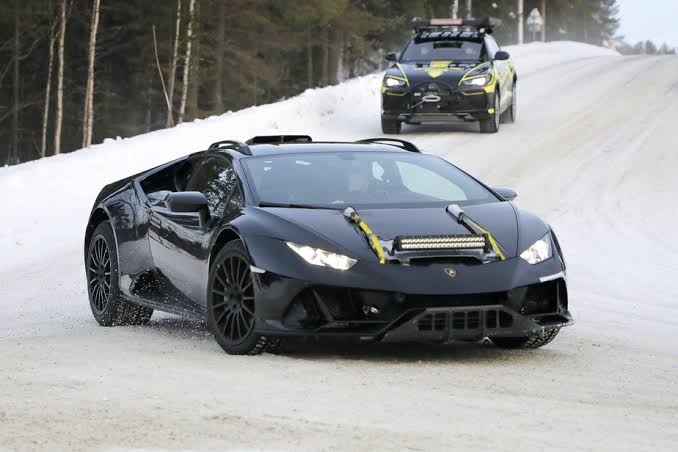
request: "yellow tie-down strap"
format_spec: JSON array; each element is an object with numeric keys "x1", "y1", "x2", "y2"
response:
[
  {"x1": 466, "y1": 219, "x2": 506, "y2": 261},
  {"x1": 349, "y1": 212, "x2": 387, "y2": 264}
]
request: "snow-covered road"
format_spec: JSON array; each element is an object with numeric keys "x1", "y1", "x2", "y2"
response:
[{"x1": 1, "y1": 42, "x2": 677, "y2": 451}]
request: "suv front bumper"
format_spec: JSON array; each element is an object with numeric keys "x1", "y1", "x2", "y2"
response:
[{"x1": 382, "y1": 87, "x2": 496, "y2": 123}]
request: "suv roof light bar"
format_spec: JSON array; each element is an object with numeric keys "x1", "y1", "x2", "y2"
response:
[
  {"x1": 355, "y1": 138, "x2": 421, "y2": 153},
  {"x1": 411, "y1": 16, "x2": 502, "y2": 34},
  {"x1": 208, "y1": 140, "x2": 252, "y2": 155},
  {"x1": 245, "y1": 135, "x2": 313, "y2": 145}
]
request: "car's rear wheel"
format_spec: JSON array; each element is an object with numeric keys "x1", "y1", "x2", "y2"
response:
[
  {"x1": 500, "y1": 82, "x2": 517, "y2": 124},
  {"x1": 207, "y1": 240, "x2": 271, "y2": 355},
  {"x1": 381, "y1": 117, "x2": 402, "y2": 134},
  {"x1": 87, "y1": 221, "x2": 153, "y2": 326},
  {"x1": 479, "y1": 92, "x2": 500, "y2": 134},
  {"x1": 491, "y1": 328, "x2": 560, "y2": 349}
]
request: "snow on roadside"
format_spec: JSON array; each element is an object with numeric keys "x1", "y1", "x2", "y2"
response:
[{"x1": 0, "y1": 42, "x2": 618, "y2": 273}]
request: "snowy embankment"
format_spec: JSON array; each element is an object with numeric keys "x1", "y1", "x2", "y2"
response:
[
  {"x1": 0, "y1": 41, "x2": 617, "y2": 272},
  {"x1": 2, "y1": 41, "x2": 677, "y2": 451}
]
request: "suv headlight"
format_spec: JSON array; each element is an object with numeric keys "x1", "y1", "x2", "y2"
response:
[
  {"x1": 461, "y1": 75, "x2": 491, "y2": 86},
  {"x1": 286, "y1": 242, "x2": 357, "y2": 271},
  {"x1": 384, "y1": 76, "x2": 407, "y2": 88},
  {"x1": 520, "y1": 233, "x2": 553, "y2": 265}
]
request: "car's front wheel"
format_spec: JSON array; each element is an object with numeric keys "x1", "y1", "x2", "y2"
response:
[
  {"x1": 500, "y1": 82, "x2": 517, "y2": 124},
  {"x1": 87, "y1": 221, "x2": 153, "y2": 326},
  {"x1": 206, "y1": 240, "x2": 271, "y2": 355},
  {"x1": 490, "y1": 328, "x2": 560, "y2": 349},
  {"x1": 479, "y1": 92, "x2": 500, "y2": 134},
  {"x1": 381, "y1": 117, "x2": 402, "y2": 134}
]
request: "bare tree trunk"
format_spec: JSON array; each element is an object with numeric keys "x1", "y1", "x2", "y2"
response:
[
  {"x1": 327, "y1": 27, "x2": 342, "y2": 85},
  {"x1": 166, "y1": 0, "x2": 181, "y2": 127},
  {"x1": 188, "y1": 0, "x2": 200, "y2": 117},
  {"x1": 12, "y1": 0, "x2": 20, "y2": 164},
  {"x1": 450, "y1": 0, "x2": 458, "y2": 19},
  {"x1": 153, "y1": 25, "x2": 173, "y2": 124},
  {"x1": 82, "y1": 0, "x2": 101, "y2": 149},
  {"x1": 321, "y1": 27, "x2": 329, "y2": 86},
  {"x1": 214, "y1": 0, "x2": 225, "y2": 112},
  {"x1": 306, "y1": 26, "x2": 313, "y2": 88},
  {"x1": 178, "y1": 0, "x2": 196, "y2": 124},
  {"x1": 516, "y1": 0, "x2": 524, "y2": 45},
  {"x1": 465, "y1": 0, "x2": 472, "y2": 18},
  {"x1": 145, "y1": 74, "x2": 152, "y2": 133},
  {"x1": 41, "y1": 26, "x2": 56, "y2": 158},
  {"x1": 54, "y1": 0, "x2": 67, "y2": 155},
  {"x1": 541, "y1": 0, "x2": 546, "y2": 42}
]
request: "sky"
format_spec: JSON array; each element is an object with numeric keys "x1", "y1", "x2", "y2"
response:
[{"x1": 616, "y1": 0, "x2": 678, "y2": 47}]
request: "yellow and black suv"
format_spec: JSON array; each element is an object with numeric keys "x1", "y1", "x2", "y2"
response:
[{"x1": 381, "y1": 17, "x2": 516, "y2": 134}]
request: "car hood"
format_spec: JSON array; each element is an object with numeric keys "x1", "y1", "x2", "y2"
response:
[
  {"x1": 387, "y1": 61, "x2": 482, "y2": 88},
  {"x1": 255, "y1": 202, "x2": 523, "y2": 261}
]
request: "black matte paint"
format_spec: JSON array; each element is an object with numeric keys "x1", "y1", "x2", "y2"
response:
[{"x1": 85, "y1": 141, "x2": 572, "y2": 343}]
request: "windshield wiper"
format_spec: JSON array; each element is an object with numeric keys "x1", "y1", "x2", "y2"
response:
[{"x1": 257, "y1": 201, "x2": 336, "y2": 210}]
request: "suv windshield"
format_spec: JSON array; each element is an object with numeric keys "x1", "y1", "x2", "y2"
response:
[
  {"x1": 241, "y1": 152, "x2": 497, "y2": 209},
  {"x1": 401, "y1": 39, "x2": 483, "y2": 62}
]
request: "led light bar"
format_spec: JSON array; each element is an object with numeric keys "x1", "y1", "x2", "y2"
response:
[
  {"x1": 396, "y1": 235, "x2": 487, "y2": 251},
  {"x1": 430, "y1": 18, "x2": 464, "y2": 26}
]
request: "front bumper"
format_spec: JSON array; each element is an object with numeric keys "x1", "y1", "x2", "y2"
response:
[
  {"x1": 252, "y1": 272, "x2": 572, "y2": 343},
  {"x1": 382, "y1": 85, "x2": 496, "y2": 123}
]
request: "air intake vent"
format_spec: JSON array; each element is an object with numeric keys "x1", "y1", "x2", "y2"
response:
[{"x1": 417, "y1": 313, "x2": 447, "y2": 331}]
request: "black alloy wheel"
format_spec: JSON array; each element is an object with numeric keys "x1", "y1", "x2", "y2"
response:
[
  {"x1": 88, "y1": 236, "x2": 111, "y2": 314},
  {"x1": 207, "y1": 240, "x2": 272, "y2": 355},
  {"x1": 86, "y1": 221, "x2": 153, "y2": 326},
  {"x1": 212, "y1": 255, "x2": 256, "y2": 344}
]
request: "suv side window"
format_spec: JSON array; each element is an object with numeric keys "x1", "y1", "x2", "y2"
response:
[
  {"x1": 184, "y1": 157, "x2": 241, "y2": 216},
  {"x1": 485, "y1": 36, "x2": 500, "y2": 59}
]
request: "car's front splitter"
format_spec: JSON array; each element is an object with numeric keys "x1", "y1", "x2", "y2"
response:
[{"x1": 380, "y1": 305, "x2": 573, "y2": 344}]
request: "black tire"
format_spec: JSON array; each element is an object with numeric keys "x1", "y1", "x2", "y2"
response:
[
  {"x1": 86, "y1": 221, "x2": 153, "y2": 326},
  {"x1": 381, "y1": 117, "x2": 402, "y2": 134},
  {"x1": 206, "y1": 240, "x2": 270, "y2": 355},
  {"x1": 500, "y1": 82, "x2": 517, "y2": 124},
  {"x1": 491, "y1": 328, "x2": 560, "y2": 349},
  {"x1": 479, "y1": 92, "x2": 500, "y2": 134}
]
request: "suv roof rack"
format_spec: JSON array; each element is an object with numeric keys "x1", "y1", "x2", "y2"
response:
[
  {"x1": 411, "y1": 16, "x2": 502, "y2": 34},
  {"x1": 246, "y1": 135, "x2": 313, "y2": 145},
  {"x1": 208, "y1": 140, "x2": 251, "y2": 155},
  {"x1": 355, "y1": 138, "x2": 421, "y2": 153}
]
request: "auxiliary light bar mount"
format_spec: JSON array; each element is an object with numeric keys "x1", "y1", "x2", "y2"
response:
[{"x1": 411, "y1": 16, "x2": 503, "y2": 35}]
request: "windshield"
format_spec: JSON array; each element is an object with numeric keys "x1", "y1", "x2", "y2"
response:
[
  {"x1": 241, "y1": 152, "x2": 497, "y2": 209},
  {"x1": 401, "y1": 39, "x2": 483, "y2": 62}
]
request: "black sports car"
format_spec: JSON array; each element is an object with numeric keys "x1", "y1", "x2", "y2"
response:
[
  {"x1": 381, "y1": 17, "x2": 517, "y2": 134},
  {"x1": 85, "y1": 135, "x2": 572, "y2": 355}
]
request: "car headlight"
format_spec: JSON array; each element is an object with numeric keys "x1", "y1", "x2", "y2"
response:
[
  {"x1": 384, "y1": 77, "x2": 407, "y2": 88},
  {"x1": 286, "y1": 242, "x2": 357, "y2": 271},
  {"x1": 461, "y1": 76, "x2": 491, "y2": 86},
  {"x1": 520, "y1": 233, "x2": 553, "y2": 265}
]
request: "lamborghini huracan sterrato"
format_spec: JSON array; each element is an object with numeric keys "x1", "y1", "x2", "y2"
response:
[
  {"x1": 381, "y1": 17, "x2": 517, "y2": 134},
  {"x1": 84, "y1": 135, "x2": 572, "y2": 355}
]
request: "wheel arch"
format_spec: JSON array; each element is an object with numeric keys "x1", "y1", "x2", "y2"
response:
[
  {"x1": 209, "y1": 227, "x2": 243, "y2": 269},
  {"x1": 84, "y1": 207, "x2": 111, "y2": 258}
]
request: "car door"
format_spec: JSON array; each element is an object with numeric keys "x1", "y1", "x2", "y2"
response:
[
  {"x1": 485, "y1": 35, "x2": 512, "y2": 105},
  {"x1": 148, "y1": 155, "x2": 244, "y2": 307}
]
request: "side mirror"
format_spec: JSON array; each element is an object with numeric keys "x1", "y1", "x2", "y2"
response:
[
  {"x1": 493, "y1": 187, "x2": 518, "y2": 201},
  {"x1": 494, "y1": 51, "x2": 510, "y2": 61},
  {"x1": 165, "y1": 191, "x2": 210, "y2": 225},
  {"x1": 385, "y1": 51, "x2": 398, "y2": 62}
]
